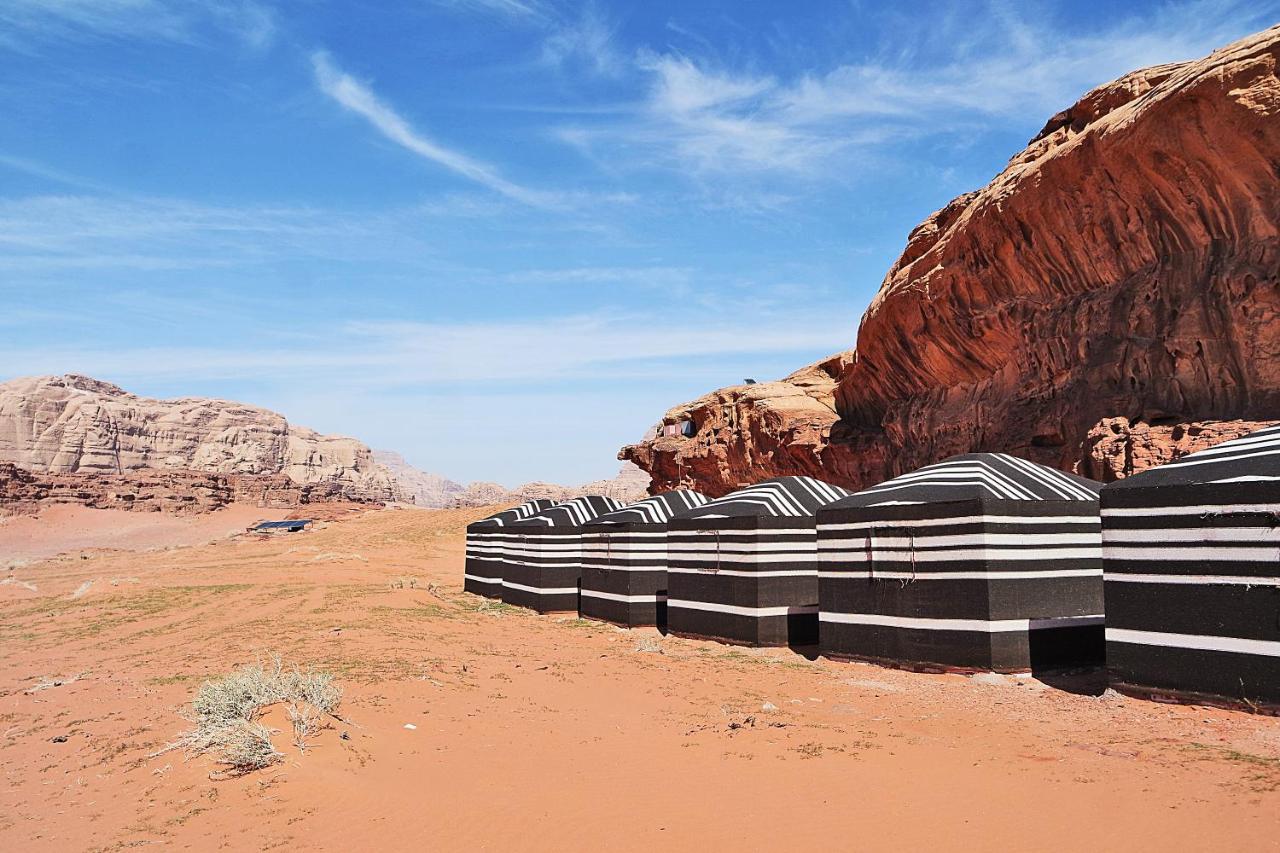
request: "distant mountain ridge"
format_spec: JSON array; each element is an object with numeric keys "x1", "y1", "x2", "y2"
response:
[
  {"x1": 446, "y1": 463, "x2": 650, "y2": 508},
  {"x1": 0, "y1": 374, "x2": 649, "y2": 513},
  {"x1": 0, "y1": 374, "x2": 405, "y2": 503}
]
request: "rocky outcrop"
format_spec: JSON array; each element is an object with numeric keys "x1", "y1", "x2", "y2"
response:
[
  {"x1": 0, "y1": 462, "x2": 396, "y2": 517},
  {"x1": 0, "y1": 463, "x2": 233, "y2": 517},
  {"x1": 625, "y1": 26, "x2": 1280, "y2": 496},
  {"x1": 447, "y1": 463, "x2": 651, "y2": 508},
  {"x1": 621, "y1": 352, "x2": 860, "y2": 496},
  {"x1": 1081, "y1": 417, "x2": 1280, "y2": 482},
  {"x1": 0, "y1": 375, "x2": 406, "y2": 503},
  {"x1": 373, "y1": 450, "x2": 465, "y2": 508}
]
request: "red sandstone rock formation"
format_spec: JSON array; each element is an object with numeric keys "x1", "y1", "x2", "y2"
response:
[
  {"x1": 624, "y1": 26, "x2": 1280, "y2": 496},
  {"x1": 622, "y1": 352, "x2": 857, "y2": 496},
  {"x1": 1081, "y1": 417, "x2": 1280, "y2": 482}
]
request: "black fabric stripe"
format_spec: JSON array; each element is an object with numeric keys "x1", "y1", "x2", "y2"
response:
[
  {"x1": 1107, "y1": 642, "x2": 1280, "y2": 706},
  {"x1": 667, "y1": 610, "x2": 817, "y2": 647},
  {"x1": 1104, "y1": 582, "x2": 1280, "y2": 642},
  {"x1": 822, "y1": 623, "x2": 1103, "y2": 671}
]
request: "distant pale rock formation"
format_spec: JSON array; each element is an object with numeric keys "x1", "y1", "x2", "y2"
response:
[
  {"x1": 0, "y1": 374, "x2": 405, "y2": 503},
  {"x1": 448, "y1": 463, "x2": 651, "y2": 508},
  {"x1": 373, "y1": 450, "x2": 465, "y2": 508}
]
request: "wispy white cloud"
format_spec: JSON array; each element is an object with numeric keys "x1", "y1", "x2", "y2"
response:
[
  {"x1": 0, "y1": 0, "x2": 276, "y2": 52},
  {"x1": 0, "y1": 309, "x2": 850, "y2": 386},
  {"x1": 311, "y1": 51, "x2": 555, "y2": 207},
  {"x1": 541, "y1": 4, "x2": 622, "y2": 77},
  {"x1": 433, "y1": 0, "x2": 551, "y2": 24},
  {"x1": 501, "y1": 265, "x2": 692, "y2": 287},
  {"x1": 559, "y1": 0, "x2": 1279, "y2": 182}
]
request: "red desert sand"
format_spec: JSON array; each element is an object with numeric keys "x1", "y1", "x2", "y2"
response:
[{"x1": 1, "y1": 504, "x2": 1278, "y2": 851}]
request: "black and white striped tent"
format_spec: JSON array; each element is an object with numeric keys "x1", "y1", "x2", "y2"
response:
[
  {"x1": 580, "y1": 490, "x2": 710, "y2": 628},
  {"x1": 502, "y1": 495, "x2": 626, "y2": 613},
  {"x1": 1102, "y1": 425, "x2": 1280, "y2": 709},
  {"x1": 666, "y1": 477, "x2": 852, "y2": 647},
  {"x1": 463, "y1": 499, "x2": 559, "y2": 598},
  {"x1": 817, "y1": 454, "x2": 1104, "y2": 672}
]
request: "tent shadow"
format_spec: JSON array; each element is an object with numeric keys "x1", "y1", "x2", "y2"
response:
[{"x1": 1030, "y1": 666, "x2": 1108, "y2": 696}]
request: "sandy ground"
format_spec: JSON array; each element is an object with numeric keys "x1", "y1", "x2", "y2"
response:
[
  {"x1": 1, "y1": 505, "x2": 1278, "y2": 852},
  {"x1": 0, "y1": 504, "x2": 271, "y2": 565}
]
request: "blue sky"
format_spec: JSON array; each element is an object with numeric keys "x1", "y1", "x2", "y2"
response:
[{"x1": 1, "y1": 0, "x2": 1276, "y2": 485}]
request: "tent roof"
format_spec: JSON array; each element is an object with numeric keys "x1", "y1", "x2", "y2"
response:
[
  {"x1": 586, "y1": 490, "x2": 709, "y2": 526},
  {"x1": 673, "y1": 477, "x2": 851, "y2": 519},
  {"x1": 470, "y1": 499, "x2": 559, "y2": 528},
  {"x1": 1104, "y1": 424, "x2": 1280, "y2": 490},
  {"x1": 828, "y1": 453, "x2": 1099, "y2": 509},
  {"x1": 513, "y1": 495, "x2": 625, "y2": 527}
]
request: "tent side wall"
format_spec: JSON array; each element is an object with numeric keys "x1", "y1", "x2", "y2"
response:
[
  {"x1": 580, "y1": 521, "x2": 669, "y2": 627},
  {"x1": 666, "y1": 515, "x2": 821, "y2": 647},
  {"x1": 1102, "y1": 481, "x2": 1280, "y2": 708},
  {"x1": 464, "y1": 525, "x2": 506, "y2": 598},
  {"x1": 818, "y1": 498, "x2": 1103, "y2": 672},
  {"x1": 501, "y1": 525, "x2": 586, "y2": 614}
]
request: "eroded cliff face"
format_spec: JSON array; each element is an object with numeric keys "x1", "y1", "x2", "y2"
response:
[
  {"x1": 624, "y1": 26, "x2": 1280, "y2": 496},
  {"x1": 621, "y1": 352, "x2": 882, "y2": 497},
  {"x1": 0, "y1": 375, "x2": 405, "y2": 503}
]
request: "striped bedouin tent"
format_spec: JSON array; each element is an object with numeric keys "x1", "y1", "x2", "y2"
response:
[
  {"x1": 816, "y1": 453, "x2": 1104, "y2": 673},
  {"x1": 579, "y1": 490, "x2": 710, "y2": 628},
  {"x1": 463, "y1": 500, "x2": 559, "y2": 598},
  {"x1": 1102, "y1": 424, "x2": 1280, "y2": 710},
  {"x1": 666, "y1": 477, "x2": 852, "y2": 647},
  {"x1": 502, "y1": 495, "x2": 626, "y2": 613}
]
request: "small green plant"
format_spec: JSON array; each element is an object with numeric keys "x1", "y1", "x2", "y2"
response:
[{"x1": 156, "y1": 655, "x2": 343, "y2": 775}]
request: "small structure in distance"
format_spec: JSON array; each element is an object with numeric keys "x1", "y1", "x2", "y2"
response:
[{"x1": 249, "y1": 519, "x2": 314, "y2": 534}]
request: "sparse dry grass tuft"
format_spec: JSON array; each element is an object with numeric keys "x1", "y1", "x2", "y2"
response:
[{"x1": 159, "y1": 655, "x2": 343, "y2": 774}]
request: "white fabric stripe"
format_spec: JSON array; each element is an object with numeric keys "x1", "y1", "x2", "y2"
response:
[
  {"x1": 668, "y1": 554, "x2": 816, "y2": 565},
  {"x1": 580, "y1": 590, "x2": 665, "y2": 603},
  {"x1": 669, "y1": 542, "x2": 817, "y2": 554},
  {"x1": 1103, "y1": 528, "x2": 1280, "y2": 543},
  {"x1": 821, "y1": 515, "x2": 1100, "y2": 531},
  {"x1": 1104, "y1": 573, "x2": 1280, "y2": 586},
  {"x1": 818, "y1": 568, "x2": 1100, "y2": 580},
  {"x1": 819, "y1": 612, "x2": 1104, "y2": 632},
  {"x1": 668, "y1": 568, "x2": 814, "y2": 577},
  {"x1": 1106, "y1": 627, "x2": 1280, "y2": 657},
  {"x1": 463, "y1": 573, "x2": 501, "y2": 584},
  {"x1": 1000, "y1": 453, "x2": 1098, "y2": 500},
  {"x1": 819, "y1": 532, "x2": 1100, "y2": 548},
  {"x1": 581, "y1": 564, "x2": 666, "y2": 572},
  {"x1": 1102, "y1": 546, "x2": 1280, "y2": 561},
  {"x1": 1157, "y1": 434, "x2": 1280, "y2": 468},
  {"x1": 818, "y1": 546, "x2": 1102, "y2": 561},
  {"x1": 500, "y1": 581, "x2": 578, "y2": 595},
  {"x1": 1102, "y1": 503, "x2": 1280, "y2": 517},
  {"x1": 667, "y1": 599, "x2": 818, "y2": 617}
]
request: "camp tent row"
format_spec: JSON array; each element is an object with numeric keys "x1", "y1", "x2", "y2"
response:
[
  {"x1": 667, "y1": 477, "x2": 853, "y2": 647},
  {"x1": 501, "y1": 495, "x2": 626, "y2": 613},
  {"x1": 463, "y1": 499, "x2": 558, "y2": 598},
  {"x1": 817, "y1": 453, "x2": 1105, "y2": 673},
  {"x1": 580, "y1": 490, "x2": 710, "y2": 628},
  {"x1": 461, "y1": 426, "x2": 1280, "y2": 710}
]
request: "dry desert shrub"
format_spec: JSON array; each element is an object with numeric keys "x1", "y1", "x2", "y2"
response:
[{"x1": 158, "y1": 655, "x2": 343, "y2": 774}]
